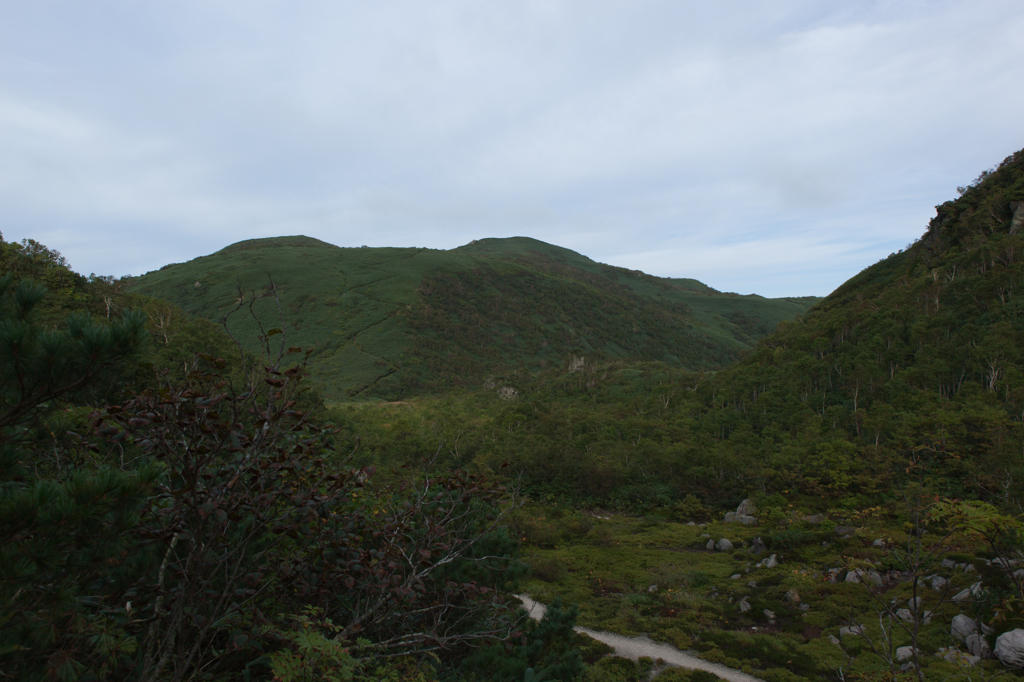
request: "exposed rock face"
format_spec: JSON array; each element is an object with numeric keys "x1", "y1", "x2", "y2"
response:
[
  {"x1": 1011, "y1": 201, "x2": 1024, "y2": 235},
  {"x1": 996, "y1": 629, "x2": 1024, "y2": 667},
  {"x1": 497, "y1": 386, "x2": 519, "y2": 401}
]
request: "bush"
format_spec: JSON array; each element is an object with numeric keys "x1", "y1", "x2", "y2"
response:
[
  {"x1": 672, "y1": 494, "x2": 710, "y2": 522},
  {"x1": 656, "y1": 669, "x2": 722, "y2": 681}
]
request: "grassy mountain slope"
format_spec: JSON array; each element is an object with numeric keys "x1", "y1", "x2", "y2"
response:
[{"x1": 130, "y1": 236, "x2": 816, "y2": 399}]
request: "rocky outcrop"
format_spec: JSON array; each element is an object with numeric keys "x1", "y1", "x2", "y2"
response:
[{"x1": 724, "y1": 499, "x2": 757, "y2": 525}]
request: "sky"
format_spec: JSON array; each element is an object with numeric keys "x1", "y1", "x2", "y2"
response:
[{"x1": 1, "y1": 1, "x2": 1023, "y2": 298}]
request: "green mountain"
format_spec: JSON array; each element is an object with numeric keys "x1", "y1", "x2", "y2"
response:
[
  {"x1": 340, "y1": 148, "x2": 1024, "y2": 512},
  {"x1": 130, "y1": 236, "x2": 817, "y2": 400}
]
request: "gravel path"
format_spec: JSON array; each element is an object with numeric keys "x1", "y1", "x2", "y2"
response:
[{"x1": 516, "y1": 595, "x2": 765, "y2": 682}]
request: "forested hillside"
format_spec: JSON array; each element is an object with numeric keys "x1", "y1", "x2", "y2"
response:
[
  {"x1": 343, "y1": 149, "x2": 1024, "y2": 513},
  {"x1": 130, "y1": 236, "x2": 816, "y2": 400}
]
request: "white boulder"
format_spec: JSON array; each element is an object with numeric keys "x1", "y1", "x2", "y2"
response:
[{"x1": 996, "y1": 629, "x2": 1024, "y2": 667}]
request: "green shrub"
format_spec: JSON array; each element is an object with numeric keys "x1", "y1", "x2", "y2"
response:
[
  {"x1": 656, "y1": 669, "x2": 722, "y2": 682},
  {"x1": 672, "y1": 494, "x2": 710, "y2": 522}
]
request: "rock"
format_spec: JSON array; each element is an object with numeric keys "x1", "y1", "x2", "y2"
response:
[
  {"x1": 899, "y1": 662, "x2": 915, "y2": 672},
  {"x1": 907, "y1": 596, "x2": 922, "y2": 612},
  {"x1": 751, "y1": 537, "x2": 766, "y2": 555},
  {"x1": 845, "y1": 569, "x2": 880, "y2": 585},
  {"x1": 996, "y1": 629, "x2": 1024, "y2": 667},
  {"x1": 758, "y1": 554, "x2": 778, "y2": 569},
  {"x1": 952, "y1": 614, "x2": 978, "y2": 642},
  {"x1": 964, "y1": 564, "x2": 977, "y2": 573},
  {"x1": 648, "y1": 584, "x2": 658, "y2": 594},
  {"x1": 784, "y1": 589, "x2": 800, "y2": 603},
  {"x1": 828, "y1": 634, "x2": 840, "y2": 645},
  {"x1": 706, "y1": 539, "x2": 715, "y2": 550},
  {"x1": 872, "y1": 538, "x2": 886, "y2": 548},
  {"x1": 923, "y1": 611, "x2": 933, "y2": 625},
  {"x1": 931, "y1": 575, "x2": 948, "y2": 591},
  {"x1": 715, "y1": 538, "x2": 734, "y2": 551},
  {"x1": 497, "y1": 386, "x2": 519, "y2": 401},
  {"x1": 942, "y1": 559, "x2": 957, "y2": 569},
  {"x1": 799, "y1": 603, "x2": 810, "y2": 611},
  {"x1": 897, "y1": 609, "x2": 914, "y2": 622},
  {"x1": 730, "y1": 574, "x2": 742, "y2": 580},
  {"x1": 939, "y1": 647, "x2": 980, "y2": 667},
  {"x1": 805, "y1": 514, "x2": 825, "y2": 524},
  {"x1": 763, "y1": 609, "x2": 775, "y2": 621},
  {"x1": 736, "y1": 498, "x2": 757, "y2": 516},
  {"x1": 952, "y1": 582, "x2": 983, "y2": 603},
  {"x1": 686, "y1": 521, "x2": 696, "y2": 526},
  {"x1": 896, "y1": 646, "x2": 918, "y2": 662},
  {"x1": 738, "y1": 597, "x2": 751, "y2": 613},
  {"x1": 724, "y1": 512, "x2": 757, "y2": 525},
  {"x1": 1013, "y1": 568, "x2": 1024, "y2": 579},
  {"x1": 835, "y1": 526, "x2": 855, "y2": 537},
  {"x1": 839, "y1": 625, "x2": 864, "y2": 639},
  {"x1": 700, "y1": 533, "x2": 711, "y2": 537},
  {"x1": 965, "y1": 633, "x2": 992, "y2": 659},
  {"x1": 747, "y1": 581, "x2": 757, "y2": 588}
]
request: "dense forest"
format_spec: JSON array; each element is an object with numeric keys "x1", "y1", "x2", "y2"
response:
[{"x1": 5, "y1": 147, "x2": 1024, "y2": 681}]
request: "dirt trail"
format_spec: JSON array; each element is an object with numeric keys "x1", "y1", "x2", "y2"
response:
[{"x1": 516, "y1": 595, "x2": 764, "y2": 682}]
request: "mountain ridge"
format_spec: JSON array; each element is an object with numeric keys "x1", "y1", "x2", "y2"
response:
[{"x1": 131, "y1": 236, "x2": 819, "y2": 400}]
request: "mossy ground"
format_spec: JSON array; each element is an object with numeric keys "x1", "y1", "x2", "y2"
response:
[{"x1": 514, "y1": 505, "x2": 1024, "y2": 681}]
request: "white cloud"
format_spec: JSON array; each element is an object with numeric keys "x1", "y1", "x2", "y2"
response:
[{"x1": 0, "y1": 0, "x2": 1022, "y2": 295}]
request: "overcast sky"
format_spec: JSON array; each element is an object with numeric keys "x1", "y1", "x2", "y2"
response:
[{"x1": 1, "y1": 1, "x2": 1022, "y2": 297}]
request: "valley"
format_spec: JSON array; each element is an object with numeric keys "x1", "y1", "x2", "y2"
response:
[{"x1": 3, "y1": 147, "x2": 1024, "y2": 681}]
